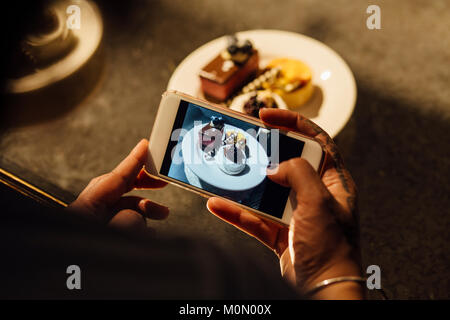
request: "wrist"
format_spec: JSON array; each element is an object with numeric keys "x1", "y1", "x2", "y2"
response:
[
  {"x1": 303, "y1": 258, "x2": 364, "y2": 299},
  {"x1": 309, "y1": 279, "x2": 364, "y2": 300}
]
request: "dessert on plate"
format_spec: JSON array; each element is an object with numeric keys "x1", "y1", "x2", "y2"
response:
[
  {"x1": 224, "y1": 130, "x2": 237, "y2": 146},
  {"x1": 229, "y1": 90, "x2": 287, "y2": 118},
  {"x1": 235, "y1": 132, "x2": 246, "y2": 151},
  {"x1": 263, "y1": 58, "x2": 314, "y2": 109},
  {"x1": 199, "y1": 35, "x2": 259, "y2": 102},
  {"x1": 243, "y1": 90, "x2": 278, "y2": 118},
  {"x1": 198, "y1": 116, "x2": 225, "y2": 159},
  {"x1": 240, "y1": 67, "x2": 280, "y2": 94},
  {"x1": 218, "y1": 130, "x2": 247, "y2": 175}
]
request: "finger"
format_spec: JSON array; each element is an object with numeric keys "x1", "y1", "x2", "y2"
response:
[
  {"x1": 114, "y1": 196, "x2": 169, "y2": 220},
  {"x1": 268, "y1": 158, "x2": 354, "y2": 228},
  {"x1": 260, "y1": 108, "x2": 355, "y2": 205},
  {"x1": 267, "y1": 158, "x2": 331, "y2": 208},
  {"x1": 207, "y1": 197, "x2": 287, "y2": 255},
  {"x1": 259, "y1": 108, "x2": 338, "y2": 164},
  {"x1": 139, "y1": 198, "x2": 170, "y2": 220},
  {"x1": 110, "y1": 139, "x2": 149, "y2": 192},
  {"x1": 134, "y1": 168, "x2": 168, "y2": 189},
  {"x1": 84, "y1": 139, "x2": 149, "y2": 206},
  {"x1": 321, "y1": 167, "x2": 357, "y2": 213},
  {"x1": 108, "y1": 209, "x2": 146, "y2": 231},
  {"x1": 259, "y1": 108, "x2": 321, "y2": 137}
]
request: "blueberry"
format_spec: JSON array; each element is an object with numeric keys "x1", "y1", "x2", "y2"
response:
[
  {"x1": 212, "y1": 116, "x2": 224, "y2": 127},
  {"x1": 227, "y1": 44, "x2": 238, "y2": 54},
  {"x1": 241, "y1": 40, "x2": 253, "y2": 52}
]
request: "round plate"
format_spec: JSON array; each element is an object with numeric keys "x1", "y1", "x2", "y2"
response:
[
  {"x1": 181, "y1": 124, "x2": 268, "y2": 191},
  {"x1": 168, "y1": 29, "x2": 357, "y2": 137}
]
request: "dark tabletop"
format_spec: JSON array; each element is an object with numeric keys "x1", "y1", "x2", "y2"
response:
[{"x1": 0, "y1": 0, "x2": 449, "y2": 299}]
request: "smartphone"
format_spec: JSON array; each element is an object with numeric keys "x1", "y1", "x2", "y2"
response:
[{"x1": 145, "y1": 90, "x2": 325, "y2": 226}]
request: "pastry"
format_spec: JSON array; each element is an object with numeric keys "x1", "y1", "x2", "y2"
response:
[
  {"x1": 198, "y1": 116, "x2": 225, "y2": 159},
  {"x1": 243, "y1": 90, "x2": 278, "y2": 118},
  {"x1": 199, "y1": 35, "x2": 259, "y2": 102},
  {"x1": 235, "y1": 132, "x2": 246, "y2": 151},
  {"x1": 218, "y1": 130, "x2": 247, "y2": 175},
  {"x1": 224, "y1": 130, "x2": 237, "y2": 145},
  {"x1": 263, "y1": 58, "x2": 313, "y2": 109},
  {"x1": 223, "y1": 130, "x2": 246, "y2": 147},
  {"x1": 219, "y1": 144, "x2": 246, "y2": 175},
  {"x1": 240, "y1": 67, "x2": 280, "y2": 95}
]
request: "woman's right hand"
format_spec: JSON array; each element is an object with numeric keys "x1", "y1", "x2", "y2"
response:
[{"x1": 207, "y1": 108, "x2": 363, "y2": 299}]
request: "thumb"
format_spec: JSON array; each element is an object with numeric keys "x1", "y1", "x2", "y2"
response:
[{"x1": 267, "y1": 158, "x2": 331, "y2": 208}]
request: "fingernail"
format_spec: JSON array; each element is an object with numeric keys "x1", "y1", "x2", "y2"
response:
[
  {"x1": 266, "y1": 165, "x2": 279, "y2": 175},
  {"x1": 259, "y1": 108, "x2": 266, "y2": 118},
  {"x1": 133, "y1": 139, "x2": 147, "y2": 151},
  {"x1": 138, "y1": 199, "x2": 148, "y2": 209},
  {"x1": 140, "y1": 199, "x2": 169, "y2": 213},
  {"x1": 206, "y1": 198, "x2": 217, "y2": 212}
]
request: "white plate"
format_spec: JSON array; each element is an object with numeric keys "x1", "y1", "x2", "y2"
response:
[
  {"x1": 181, "y1": 124, "x2": 269, "y2": 191},
  {"x1": 168, "y1": 29, "x2": 357, "y2": 138}
]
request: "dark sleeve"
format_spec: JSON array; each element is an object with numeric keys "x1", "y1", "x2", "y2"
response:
[{"x1": 0, "y1": 204, "x2": 299, "y2": 299}]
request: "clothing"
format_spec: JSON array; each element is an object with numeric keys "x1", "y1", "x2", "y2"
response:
[{"x1": 0, "y1": 185, "x2": 298, "y2": 299}]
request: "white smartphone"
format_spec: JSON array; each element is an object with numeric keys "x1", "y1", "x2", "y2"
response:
[{"x1": 145, "y1": 90, "x2": 325, "y2": 226}]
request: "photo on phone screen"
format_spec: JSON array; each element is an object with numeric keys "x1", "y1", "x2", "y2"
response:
[{"x1": 160, "y1": 100, "x2": 305, "y2": 219}]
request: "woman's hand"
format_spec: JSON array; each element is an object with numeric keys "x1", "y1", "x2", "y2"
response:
[
  {"x1": 68, "y1": 139, "x2": 168, "y2": 231},
  {"x1": 207, "y1": 108, "x2": 362, "y2": 299}
]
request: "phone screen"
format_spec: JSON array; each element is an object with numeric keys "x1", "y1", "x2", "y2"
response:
[{"x1": 160, "y1": 100, "x2": 305, "y2": 219}]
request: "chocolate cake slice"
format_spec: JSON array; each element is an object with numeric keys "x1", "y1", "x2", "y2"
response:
[{"x1": 199, "y1": 36, "x2": 259, "y2": 102}]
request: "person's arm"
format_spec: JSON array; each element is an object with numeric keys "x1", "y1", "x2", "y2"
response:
[
  {"x1": 57, "y1": 138, "x2": 297, "y2": 299},
  {"x1": 207, "y1": 108, "x2": 363, "y2": 299}
]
